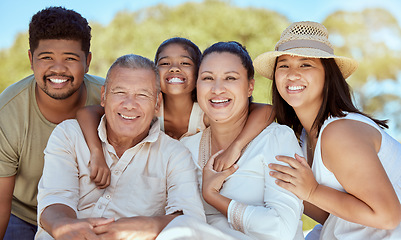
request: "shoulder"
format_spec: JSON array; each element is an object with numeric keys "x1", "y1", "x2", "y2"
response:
[
  {"x1": 322, "y1": 116, "x2": 380, "y2": 146},
  {"x1": 0, "y1": 75, "x2": 34, "y2": 111},
  {"x1": 180, "y1": 131, "x2": 202, "y2": 151},
  {"x1": 52, "y1": 119, "x2": 82, "y2": 137},
  {"x1": 251, "y1": 122, "x2": 301, "y2": 155},
  {"x1": 158, "y1": 131, "x2": 191, "y2": 153},
  {"x1": 259, "y1": 122, "x2": 297, "y2": 139},
  {"x1": 84, "y1": 74, "x2": 105, "y2": 85},
  {"x1": 321, "y1": 116, "x2": 380, "y2": 170}
]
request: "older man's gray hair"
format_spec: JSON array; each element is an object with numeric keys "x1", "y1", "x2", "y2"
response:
[{"x1": 104, "y1": 54, "x2": 160, "y2": 94}]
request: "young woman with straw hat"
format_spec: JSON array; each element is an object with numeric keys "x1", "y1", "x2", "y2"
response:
[{"x1": 254, "y1": 21, "x2": 401, "y2": 239}]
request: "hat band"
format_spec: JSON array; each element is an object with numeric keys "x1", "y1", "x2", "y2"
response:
[{"x1": 276, "y1": 39, "x2": 334, "y2": 54}]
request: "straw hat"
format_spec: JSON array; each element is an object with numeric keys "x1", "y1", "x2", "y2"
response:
[{"x1": 253, "y1": 21, "x2": 358, "y2": 80}]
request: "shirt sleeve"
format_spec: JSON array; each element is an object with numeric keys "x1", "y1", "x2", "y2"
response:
[
  {"x1": 0, "y1": 125, "x2": 19, "y2": 176},
  {"x1": 227, "y1": 126, "x2": 304, "y2": 240},
  {"x1": 37, "y1": 121, "x2": 81, "y2": 224},
  {"x1": 164, "y1": 140, "x2": 206, "y2": 223}
]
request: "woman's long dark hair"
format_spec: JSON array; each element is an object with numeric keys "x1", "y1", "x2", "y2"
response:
[{"x1": 273, "y1": 58, "x2": 388, "y2": 138}]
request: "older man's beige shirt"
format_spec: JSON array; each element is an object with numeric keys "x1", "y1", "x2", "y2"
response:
[{"x1": 36, "y1": 117, "x2": 205, "y2": 239}]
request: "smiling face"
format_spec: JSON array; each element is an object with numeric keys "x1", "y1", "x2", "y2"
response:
[
  {"x1": 101, "y1": 66, "x2": 161, "y2": 146},
  {"x1": 197, "y1": 52, "x2": 254, "y2": 124},
  {"x1": 275, "y1": 55, "x2": 325, "y2": 112},
  {"x1": 29, "y1": 39, "x2": 91, "y2": 100},
  {"x1": 156, "y1": 43, "x2": 197, "y2": 97}
]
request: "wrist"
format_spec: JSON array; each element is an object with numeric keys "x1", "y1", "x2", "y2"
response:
[
  {"x1": 48, "y1": 216, "x2": 76, "y2": 238},
  {"x1": 307, "y1": 183, "x2": 320, "y2": 203},
  {"x1": 202, "y1": 188, "x2": 220, "y2": 205},
  {"x1": 228, "y1": 140, "x2": 244, "y2": 153}
]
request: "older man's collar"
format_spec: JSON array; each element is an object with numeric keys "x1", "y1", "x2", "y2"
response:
[{"x1": 97, "y1": 116, "x2": 161, "y2": 145}]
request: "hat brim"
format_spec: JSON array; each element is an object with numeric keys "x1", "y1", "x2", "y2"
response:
[{"x1": 253, "y1": 48, "x2": 358, "y2": 80}]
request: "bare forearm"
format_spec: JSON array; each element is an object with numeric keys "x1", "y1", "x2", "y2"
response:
[
  {"x1": 76, "y1": 105, "x2": 104, "y2": 152},
  {"x1": 40, "y1": 204, "x2": 77, "y2": 236},
  {"x1": 234, "y1": 103, "x2": 273, "y2": 147},
  {"x1": 153, "y1": 212, "x2": 182, "y2": 234},
  {"x1": 0, "y1": 202, "x2": 12, "y2": 239},
  {"x1": 309, "y1": 184, "x2": 399, "y2": 229},
  {"x1": 203, "y1": 191, "x2": 231, "y2": 217},
  {"x1": 0, "y1": 175, "x2": 15, "y2": 239}
]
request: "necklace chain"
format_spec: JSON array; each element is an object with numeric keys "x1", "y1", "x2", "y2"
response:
[{"x1": 198, "y1": 127, "x2": 251, "y2": 168}]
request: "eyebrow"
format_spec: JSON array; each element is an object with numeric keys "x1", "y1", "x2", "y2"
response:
[
  {"x1": 224, "y1": 71, "x2": 240, "y2": 75},
  {"x1": 37, "y1": 52, "x2": 81, "y2": 58},
  {"x1": 158, "y1": 55, "x2": 194, "y2": 62},
  {"x1": 111, "y1": 86, "x2": 156, "y2": 96},
  {"x1": 200, "y1": 70, "x2": 240, "y2": 75}
]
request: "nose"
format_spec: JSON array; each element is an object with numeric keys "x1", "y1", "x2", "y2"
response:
[
  {"x1": 287, "y1": 68, "x2": 301, "y2": 81},
  {"x1": 169, "y1": 63, "x2": 181, "y2": 73},
  {"x1": 122, "y1": 95, "x2": 139, "y2": 110},
  {"x1": 49, "y1": 60, "x2": 67, "y2": 74},
  {"x1": 211, "y1": 79, "x2": 226, "y2": 95}
]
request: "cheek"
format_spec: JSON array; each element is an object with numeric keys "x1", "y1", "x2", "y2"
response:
[{"x1": 196, "y1": 83, "x2": 207, "y2": 99}]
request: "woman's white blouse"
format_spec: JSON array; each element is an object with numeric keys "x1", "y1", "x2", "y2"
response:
[{"x1": 182, "y1": 122, "x2": 305, "y2": 240}]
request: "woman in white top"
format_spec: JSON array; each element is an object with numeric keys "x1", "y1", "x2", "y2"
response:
[
  {"x1": 182, "y1": 41, "x2": 304, "y2": 239},
  {"x1": 254, "y1": 21, "x2": 401, "y2": 239}
]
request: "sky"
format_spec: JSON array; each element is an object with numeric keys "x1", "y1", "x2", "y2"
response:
[{"x1": 1, "y1": 0, "x2": 401, "y2": 50}]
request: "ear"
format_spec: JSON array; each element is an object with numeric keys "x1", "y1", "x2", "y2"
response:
[
  {"x1": 154, "y1": 92, "x2": 162, "y2": 114},
  {"x1": 28, "y1": 50, "x2": 34, "y2": 71},
  {"x1": 85, "y1": 52, "x2": 92, "y2": 73},
  {"x1": 248, "y1": 78, "x2": 255, "y2": 97},
  {"x1": 100, "y1": 85, "x2": 106, "y2": 107}
]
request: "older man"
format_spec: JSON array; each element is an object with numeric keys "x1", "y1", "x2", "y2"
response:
[{"x1": 36, "y1": 54, "x2": 206, "y2": 239}]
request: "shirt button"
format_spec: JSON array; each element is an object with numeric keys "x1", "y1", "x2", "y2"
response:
[
  {"x1": 105, "y1": 195, "x2": 111, "y2": 199},
  {"x1": 114, "y1": 170, "x2": 120, "y2": 175}
]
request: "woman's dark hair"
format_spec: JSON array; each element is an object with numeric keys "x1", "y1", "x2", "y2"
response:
[
  {"x1": 29, "y1": 6, "x2": 91, "y2": 56},
  {"x1": 201, "y1": 41, "x2": 254, "y2": 80},
  {"x1": 155, "y1": 37, "x2": 201, "y2": 102},
  {"x1": 273, "y1": 57, "x2": 388, "y2": 138},
  {"x1": 201, "y1": 41, "x2": 254, "y2": 104}
]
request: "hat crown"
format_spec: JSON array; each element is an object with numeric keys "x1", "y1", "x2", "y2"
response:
[{"x1": 275, "y1": 21, "x2": 333, "y2": 50}]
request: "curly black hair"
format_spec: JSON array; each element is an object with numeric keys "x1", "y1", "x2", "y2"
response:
[{"x1": 29, "y1": 6, "x2": 91, "y2": 56}]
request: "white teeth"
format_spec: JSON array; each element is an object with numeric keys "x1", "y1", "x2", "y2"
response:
[
  {"x1": 211, "y1": 99, "x2": 229, "y2": 103},
  {"x1": 168, "y1": 77, "x2": 184, "y2": 83},
  {"x1": 288, "y1": 85, "x2": 305, "y2": 91},
  {"x1": 120, "y1": 114, "x2": 137, "y2": 120},
  {"x1": 49, "y1": 78, "x2": 68, "y2": 84}
]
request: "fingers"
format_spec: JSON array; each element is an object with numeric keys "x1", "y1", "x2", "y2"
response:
[
  {"x1": 205, "y1": 150, "x2": 224, "y2": 169},
  {"x1": 88, "y1": 217, "x2": 114, "y2": 227},
  {"x1": 269, "y1": 163, "x2": 296, "y2": 177},
  {"x1": 269, "y1": 169, "x2": 295, "y2": 185},
  {"x1": 213, "y1": 157, "x2": 224, "y2": 172},
  {"x1": 92, "y1": 224, "x2": 108, "y2": 235},
  {"x1": 223, "y1": 164, "x2": 238, "y2": 177},
  {"x1": 275, "y1": 155, "x2": 303, "y2": 169},
  {"x1": 90, "y1": 168, "x2": 111, "y2": 189},
  {"x1": 90, "y1": 164, "x2": 98, "y2": 180},
  {"x1": 294, "y1": 153, "x2": 309, "y2": 167}
]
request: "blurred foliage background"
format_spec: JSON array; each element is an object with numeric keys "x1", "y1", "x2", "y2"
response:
[
  {"x1": 1, "y1": 0, "x2": 400, "y2": 232},
  {"x1": 1, "y1": 1, "x2": 401, "y2": 135},
  {"x1": 1, "y1": 1, "x2": 400, "y2": 120}
]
